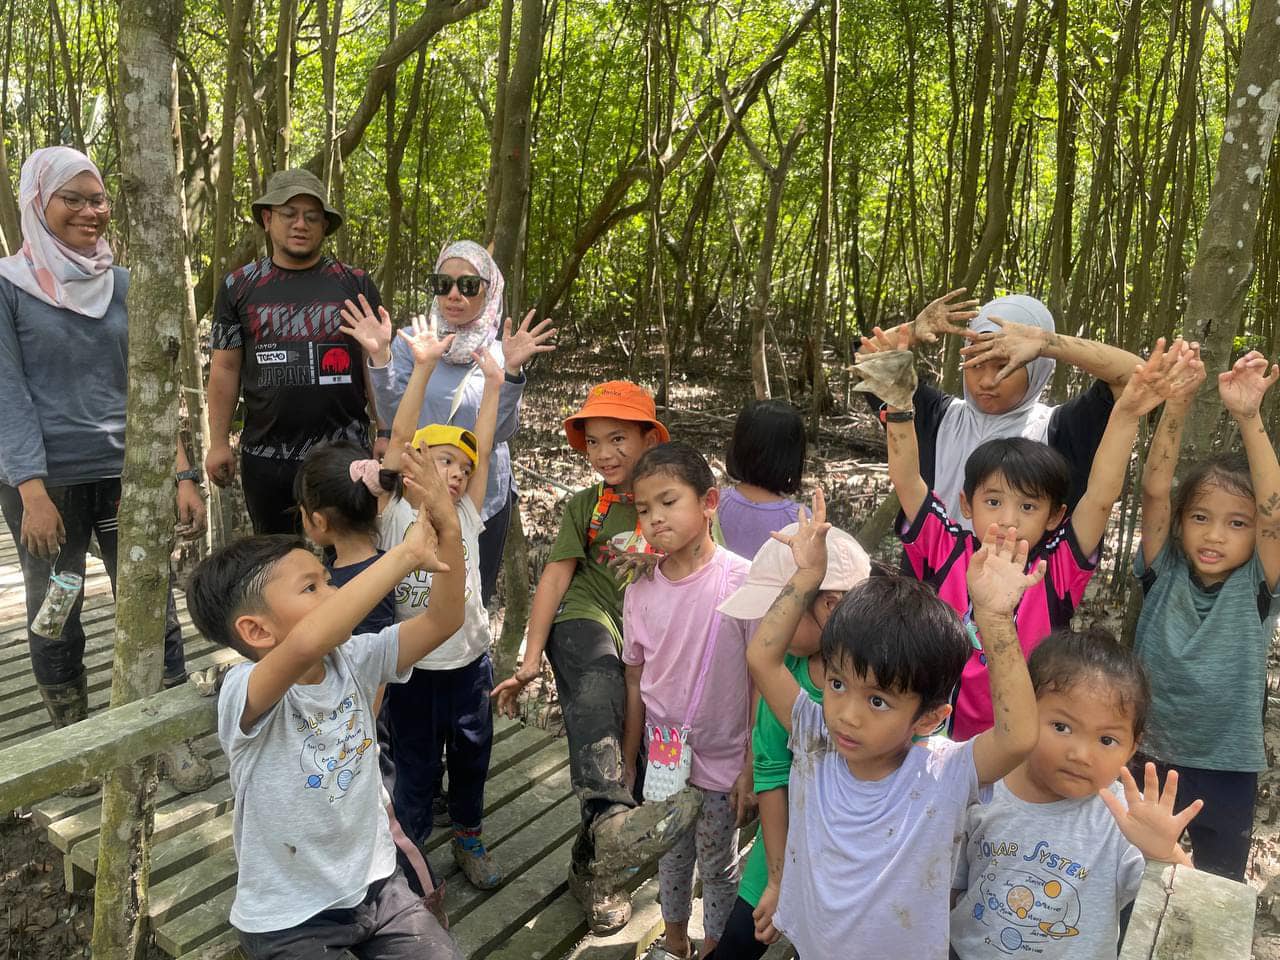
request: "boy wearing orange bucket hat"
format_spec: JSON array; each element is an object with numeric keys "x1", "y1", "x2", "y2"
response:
[{"x1": 492, "y1": 381, "x2": 701, "y2": 934}]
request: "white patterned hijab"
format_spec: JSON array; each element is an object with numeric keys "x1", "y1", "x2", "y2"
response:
[
  {"x1": 0, "y1": 146, "x2": 114, "y2": 318},
  {"x1": 428, "y1": 240, "x2": 504, "y2": 365},
  {"x1": 933, "y1": 294, "x2": 1058, "y2": 522}
]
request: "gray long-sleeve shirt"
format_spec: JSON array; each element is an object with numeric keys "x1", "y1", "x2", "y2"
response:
[
  {"x1": 0, "y1": 268, "x2": 129, "y2": 488},
  {"x1": 368, "y1": 334, "x2": 525, "y2": 520}
]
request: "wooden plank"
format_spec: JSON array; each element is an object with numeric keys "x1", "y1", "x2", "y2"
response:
[
  {"x1": 47, "y1": 744, "x2": 227, "y2": 854},
  {"x1": 450, "y1": 833, "x2": 579, "y2": 957},
  {"x1": 155, "y1": 888, "x2": 237, "y2": 956},
  {"x1": 171, "y1": 928, "x2": 243, "y2": 960},
  {"x1": 0, "y1": 682, "x2": 220, "y2": 811},
  {"x1": 443, "y1": 792, "x2": 582, "y2": 926},
  {"x1": 148, "y1": 847, "x2": 239, "y2": 926},
  {"x1": 1119, "y1": 862, "x2": 1255, "y2": 960}
]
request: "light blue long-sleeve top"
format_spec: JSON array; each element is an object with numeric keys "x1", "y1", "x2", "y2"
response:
[{"x1": 368, "y1": 334, "x2": 524, "y2": 521}]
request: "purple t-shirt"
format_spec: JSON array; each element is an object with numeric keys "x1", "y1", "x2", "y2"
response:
[
  {"x1": 716, "y1": 486, "x2": 801, "y2": 560},
  {"x1": 622, "y1": 547, "x2": 753, "y2": 792},
  {"x1": 900, "y1": 492, "x2": 1097, "y2": 741}
]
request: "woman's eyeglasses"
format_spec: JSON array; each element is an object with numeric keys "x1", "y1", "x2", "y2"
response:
[
  {"x1": 427, "y1": 273, "x2": 486, "y2": 298},
  {"x1": 56, "y1": 192, "x2": 111, "y2": 213}
]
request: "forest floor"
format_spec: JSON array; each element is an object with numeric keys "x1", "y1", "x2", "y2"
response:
[{"x1": 4, "y1": 344, "x2": 1280, "y2": 957}]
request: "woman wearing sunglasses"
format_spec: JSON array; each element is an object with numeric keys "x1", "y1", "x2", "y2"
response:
[{"x1": 349, "y1": 239, "x2": 555, "y2": 605}]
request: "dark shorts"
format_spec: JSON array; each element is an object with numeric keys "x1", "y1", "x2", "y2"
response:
[{"x1": 236, "y1": 869, "x2": 462, "y2": 960}]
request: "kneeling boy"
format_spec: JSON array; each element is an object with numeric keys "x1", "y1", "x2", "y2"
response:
[{"x1": 187, "y1": 453, "x2": 465, "y2": 959}]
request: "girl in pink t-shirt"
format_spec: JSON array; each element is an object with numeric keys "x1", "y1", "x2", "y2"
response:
[{"x1": 622, "y1": 442, "x2": 754, "y2": 960}]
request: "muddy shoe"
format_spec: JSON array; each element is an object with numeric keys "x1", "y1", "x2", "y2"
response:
[
  {"x1": 567, "y1": 863, "x2": 631, "y2": 936},
  {"x1": 645, "y1": 937, "x2": 700, "y2": 960},
  {"x1": 589, "y1": 788, "x2": 702, "y2": 881},
  {"x1": 158, "y1": 739, "x2": 215, "y2": 794},
  {"x1": 450, "y1": 832, "x2": 505, "y2": 890}
]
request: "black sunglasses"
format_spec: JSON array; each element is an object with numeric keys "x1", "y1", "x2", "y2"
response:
[{"x1": 427, "y1": 273, "x2": 486, "y2": 298}]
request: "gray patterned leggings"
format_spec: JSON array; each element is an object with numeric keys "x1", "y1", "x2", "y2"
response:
[{"x1": 657, "y1": 788, "x2": 740, "y2": 940}]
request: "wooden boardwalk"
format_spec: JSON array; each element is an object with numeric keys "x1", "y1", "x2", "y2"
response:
[{"x1": 0, "y1": 525, "x2": 794, "y2": 959}]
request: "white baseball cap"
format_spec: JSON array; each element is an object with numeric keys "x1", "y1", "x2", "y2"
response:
[{"x1": 717, "y1": 523, "x2": 872, "y2": 620}]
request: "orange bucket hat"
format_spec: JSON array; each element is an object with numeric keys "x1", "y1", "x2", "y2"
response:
[{"x1": 563, "y1": 380, "x2": 670, "y2": 452}]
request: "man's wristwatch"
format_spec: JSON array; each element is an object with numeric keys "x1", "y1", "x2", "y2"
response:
[
  {"x1": 175, "y1": 468, "x2": 202, "y2": 485},
  {"x1": 376, "y1": 429, "x2": 393, "y2": 440}
]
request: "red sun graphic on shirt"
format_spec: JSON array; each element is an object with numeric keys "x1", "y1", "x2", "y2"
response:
[{"x1": 320, "y1": 347, "x2": 351, "y2": 375}]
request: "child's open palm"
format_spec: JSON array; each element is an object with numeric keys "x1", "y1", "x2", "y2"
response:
[
  {"x1": 771, "y1": 488, "x2": 831, "y2": 578},
  {"x1": 472, "y1": 345, "x2": 505, "y2": 386},
  {"x1": 1164, "y1": 340, "x2": 1206, "y2": 406},
  {"x1": 397, "y1": 315, "x2": 457, "y2": 366},
  {"x1": 910, "y1": 288, "x2": 980, "y2": 344},
  {"x1": 1114, "y1": 338, "x2": 1197, "y2": 418},
  {"x1": 967, "y1": 524, "x2": 1046, "y2": 617},
  {"x1": 1219, "y1": 350, "x2": 1279, "y2": 420},
  {"x1": 1100, "y1": 762, "x2": 1202, "y2": 865}
]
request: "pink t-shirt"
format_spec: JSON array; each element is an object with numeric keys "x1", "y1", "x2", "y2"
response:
[
  {"x1": 622, "y1": 547, "x2": 753, "y2": 793},
  {"x1": 900, "y1": 492, "x2": 1097, "y2": 741}
]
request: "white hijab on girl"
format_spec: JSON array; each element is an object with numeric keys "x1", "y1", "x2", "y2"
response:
[{"x1": 932, "y1": 294, "x2": 1058, "y2": 524}]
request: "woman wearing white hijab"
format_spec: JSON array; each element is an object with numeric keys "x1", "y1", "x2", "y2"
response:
[
  {"x1": 860, "y1": 290, "x2": 1142, "y2": 528},
  {"x1": 0, "y1": 146, "x2": 210, "y2": 793},
  {"x1": 346, "y1": 239, "x2": 555, "y2": 603}
]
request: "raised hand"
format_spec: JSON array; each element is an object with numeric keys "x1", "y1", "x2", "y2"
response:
[
  {"x1": 959, "y1": 316, "x2": 1047, "y2": 385},
  {"x1": 398, "y1": 497, "x2": 450, "y2": 575},
  {"x1": 399, "y1": 442, "x2": 452, "y2": 517},
  {"x1": 1114, "y1": 338, "x2": 1200, "y2": 419},
  {"x1": 1164, "y1": 340, "x2": 1206, "y2": 407},
  {"x1": 397, "y1": 314, "x2": 456, "y2": 367},
  {"x1": 966, "y1": 523, "x2": 1046, "y2": 617},
  {"x1": 501, "y1": 309, "x2": 557, "y2": 375},
  {"x1": 1100, "y1": 763, "x2": 1202, "y2": 864},
  {"x1": 1219, "y1": 349, "x2": 1279, "y2": 421},
  {"x1": 858, "y1": 324, "x2": 912, "y2": 356},
  {"x1": 770, "y1": 488, "x2": 831, "y2": 578},
  {"x1": 472, "y1": 346, "x2": 505, "y2": 386},
  {"x1": 911, "y1": 288, "x2": 981, "y2": 344},
  {"x1": 339, "y1": 294, "x2": 393, "y2": 364}
]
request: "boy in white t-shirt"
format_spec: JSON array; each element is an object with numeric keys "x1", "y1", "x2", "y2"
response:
[
  {"x1": 746, "y1": 489, "x2": 1041, "y2": 959},
  {"x1": 187, "y1": 447, "x2": 465, "y2": 958},
  {"x1": 376, "y1": 316, "x2": 508, "y2": 890}
]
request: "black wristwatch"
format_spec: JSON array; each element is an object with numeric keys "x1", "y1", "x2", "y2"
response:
[
  {"x1": 882, "y1": 409, "x2": 915, "y2": 424},
  {"x1": 175, "y1": 468, "x2": 202, "y2": 485},
  {"x1": 376, "y1": 428, "x2": 393, "y2": 439}
]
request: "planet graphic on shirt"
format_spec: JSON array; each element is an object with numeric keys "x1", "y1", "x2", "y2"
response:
[
  {"x1": 1006, "y1": 885, "x2": 1034, "y2": 920},
  {"x1": 1038, "y1": 920, "x2": 1080, "y2": 939},
  {"x1": 999, "y1": 927, "x2": 1024, "y2": 950}
]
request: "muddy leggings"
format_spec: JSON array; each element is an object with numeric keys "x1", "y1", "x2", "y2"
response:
[{"x1": 545, "y1": 617, "x2": 639, "y2": 871}]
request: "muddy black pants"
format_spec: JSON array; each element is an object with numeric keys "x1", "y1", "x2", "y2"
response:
[
  {"x1": 0, "y1": 479, "x2": 186, "y2": 687},
  {"x1": 545, "y1": 617, "x2": 639, "y2": 871}
]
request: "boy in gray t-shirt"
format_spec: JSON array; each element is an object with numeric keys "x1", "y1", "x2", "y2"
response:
[{"x1": 188, "y1": 448, "x2": 467, "y2": 959}]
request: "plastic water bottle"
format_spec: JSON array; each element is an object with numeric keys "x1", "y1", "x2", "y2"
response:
[{"x1": 30, "y1": 571, "x2": 83, "y2": 640}]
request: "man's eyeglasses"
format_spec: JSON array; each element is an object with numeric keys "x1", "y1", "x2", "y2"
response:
[
  {"x1": 56, "y1": 192, "x2": 111, "y2": 213},
  {"x1": 427, "y1": 273, "x2": 486, "y2": 298},
  {"x1": 271, "y1": 206, "x2": 327, "y2": 227}
]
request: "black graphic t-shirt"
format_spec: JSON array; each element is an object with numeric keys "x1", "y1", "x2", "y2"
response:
[{"x1": 211, "y1": 257, "x2": 381, "y2": 460}]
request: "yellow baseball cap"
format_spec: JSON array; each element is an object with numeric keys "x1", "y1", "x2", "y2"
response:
[{"x1": 412, "y1": 424, "x2": 478, "y2": 466}]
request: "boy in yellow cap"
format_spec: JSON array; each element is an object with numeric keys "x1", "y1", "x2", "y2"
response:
[
  {"x1": 375, "y1": 318, "x2": 507, "y2": 893},
  {"x1": 492, "y1": 381, "x2": 702, "y2": 934}
]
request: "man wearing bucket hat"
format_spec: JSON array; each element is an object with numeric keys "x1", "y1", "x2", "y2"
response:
[
  {"x1": 205, "y1": 168, "x2": 385, "y2": 534},
  {"x1": 707, "y1": 524, "x2": 873, "y2": 959}
]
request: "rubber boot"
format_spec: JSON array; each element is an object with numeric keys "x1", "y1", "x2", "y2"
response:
[{"x1": 37, "y1": 675, "x2": 99, "y2": 797}]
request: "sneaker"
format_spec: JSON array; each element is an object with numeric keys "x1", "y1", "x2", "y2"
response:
[
  {"x1": 645, "y1": 937, "x2": 700, "y2": 960},
  {"x1": 432, "y1": 792, "x2": 450, "y2": 828},
  {"x1": 589, "y1": 788, "x2": 702, "y2": 882},
  {"x1": 567, "y1": 863, "x2": 631, "y2": 936},
  {"x1": 158, "y1": 739, "x2": 215, "y2": 794},
  {"x1": 450, "y1": 832, "x2": 505, "y2": 890}
]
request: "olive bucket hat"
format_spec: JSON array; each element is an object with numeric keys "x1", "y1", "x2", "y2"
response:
[{"x1": 251, "y1": 169, "x2": 344, "y2": 236}]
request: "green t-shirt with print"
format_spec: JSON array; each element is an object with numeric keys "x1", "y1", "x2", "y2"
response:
[
  {"x1": 738, "y1": 653, "x2": 822, "y2": 908},
  {"x1": 548, "y1": 484, "x2": 640, "y2": 644}
]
